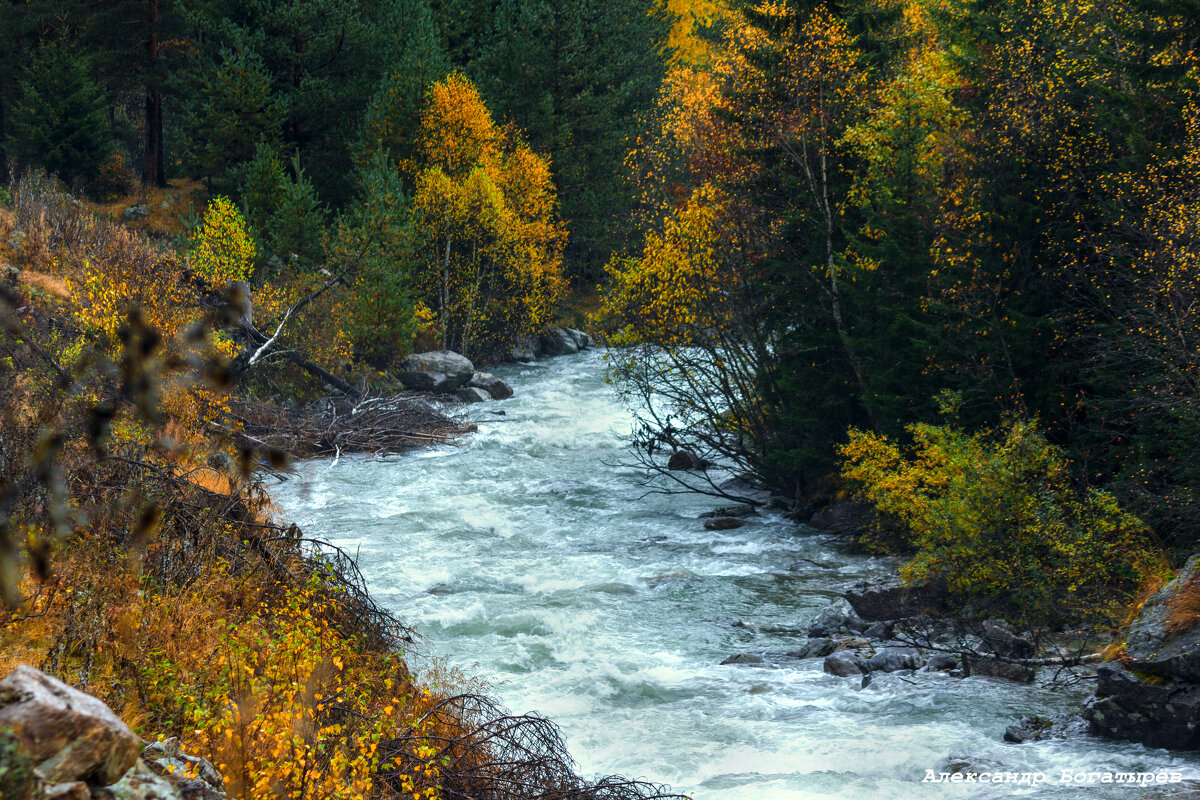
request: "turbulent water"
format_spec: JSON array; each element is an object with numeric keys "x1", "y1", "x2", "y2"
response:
[{"x1": 272, "y1": 351, "x2": 1200, "y2": 799}]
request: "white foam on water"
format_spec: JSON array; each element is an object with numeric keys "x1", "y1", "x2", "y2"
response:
[{"x1": 272, "y1": 350, "x2": 1200, "y2": 799}]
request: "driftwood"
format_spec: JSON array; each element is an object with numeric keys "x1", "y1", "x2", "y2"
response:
[{"x1": 228, "y1": 394, "x2": 475, "y2": 459}]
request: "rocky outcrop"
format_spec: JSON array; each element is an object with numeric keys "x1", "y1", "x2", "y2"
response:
[
  {"x1": 1085, "y1": 664, "x2": 1200, "y2": 749},
  {"x1": 0, "y1": 665, "x2": 140, "y2": 787},
  {"x1": 398, "y1": 350, "x2": 475, "y2": 393},
  {"x1": 1124, "y1": 554, "x2": 1200, "y2": 682},
  {"x1": 0, "y1": 667, "x2": 227, "y2": 800},
  {"x1": 469, "y1": 373, "x2": 513, "y2": 400},
  {"x1": 1081, "y1": 554, "x2": 1200, "y2": 750}
]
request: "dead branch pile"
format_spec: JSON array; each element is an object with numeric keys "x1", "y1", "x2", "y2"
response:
[
  {"x1": 228, "y1": 394, "x2": 476, "y2": 459},
  {"x1": 383, "y1": 693, "x2": 688, "y2": 800}
]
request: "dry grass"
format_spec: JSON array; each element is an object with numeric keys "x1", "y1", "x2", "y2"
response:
[
  {"x1": 1165, "y1": 569, "x2": 1200, "y2": 636},
  {"x1": 94, "y1": 177, "x2": 209, "y2": 240},
  {"x1": 18, "y1": 269, "x2": 71, "y2": 299}
]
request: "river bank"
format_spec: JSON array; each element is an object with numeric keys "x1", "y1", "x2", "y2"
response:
[{"x1": 272, "y1": 350, "x2": 1200, "y2": 799}]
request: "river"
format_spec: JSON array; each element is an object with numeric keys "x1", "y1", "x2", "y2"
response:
[{"x1": 272, "y1": 350, "x2": 1200, "y2": 799}]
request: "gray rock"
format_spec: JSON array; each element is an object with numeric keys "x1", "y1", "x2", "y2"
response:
[
  {"x1": 397, "y1": 350, "x2": 475, "y2": 393},
  {"x1": 980, "y1": 623, "x2": 1035, "y2": 659},
  {"x1": 862, "y1": 621, "x2": 893, "y2": 640},
  {"x1": 563, "y1": 327, "x2": 594, "y2": 349},
  {"x1": 92, "y1": 760, "x2": 179, "y2": 800},
  {"x1": 866, "y1": 646, "x2": 923, "y2": 673},
  {"x1": 44, "y1": 784, "x2": 90, "y2": 800},
  {"x1": 0, "y1": 665, "x2": 140, "y2": 786},
  {"x1": 455, "y1": 386, "x2": 492, "y2": 403},
  {"x1": 1003, "y1": 713, "x2": 1090, "y2": 744},
  {"x1": 469, "y1": 372, "x2": 513, "y2": 400},
  {"x1": 667, "y1": 450, "x2": 702, "y2": 471},
  {"x1": 1084, "y1": 663, "x2": 1200, "y2": 750},
  {"x1": 964, "y1": 656, "x2": 1035, "y2": 683},
  {"x1": 122, "y1": 205, "x2": 150, "y2": 221},
  {"x1": 923, "y1": 653, "x2": 960, "y2": 672},
  {"x1": 509, "y1": 337, "x2": 541, "y2": 361},
  {"x1": 807, "y1": 598, "x2": 866, "y2": 636},
  {"x1": 540, "y1": 327, "x2": 579, "y2": 356},
  {"x1": 844, "y1": 578, "x2": 943, "y2": 621},
  {"x1": 1124, "y1": 554, "x2": 1200, "y2": 682},
  {"x1": 704, "y1": 516, "x2": 747, "y2": 531},
  {"x1": 786, "y1": 638, "x2": 837, "y2": 659},
  {"x1": 142, "y1": 737, "x2": 225, "y2": 800},
  {"x1": 699, "y1": 504, "x2": 757, "y2": 519},
  {"x1": 720, "y1": 653, "x2": 766, "y2": 666},
  {"x1": 823, "y1": 650, "x2": 868, "y2": 677},
  {"x1": 806, "y1": 501, "x2": 871, "y2": 532}
]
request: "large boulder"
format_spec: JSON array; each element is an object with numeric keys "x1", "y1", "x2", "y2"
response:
[
  {"x1": 539, "y1": 327, "x2": 579, "y2": 356},
  {"x1": 823, "y1": 651, "x2": 868, "y2": 677},
  {"x1": 844, "y1": 578, "x2": 943, "y2": 622},
  {"x1": 508, "y1": 337, "x2": 541, "y2": 362},
  {"x1": 1123, "y1": 554, "x2": 1200, "y2": 682},
  {"x1": 1085, "y1": 663, "x2": 1200, "y2": 750},
  {"x1": 0, "y1": 666, "x2": 140, "y2": 787},
  {"x1": 806, "y1": 501, "x2": 872, "y2": 533},
  {"x1": 667, "y1": 450, "x2": 702, "y2": 471},
  {"x1": 866, "y1": 644, "x2": 924, "y2": 673},
  {"x1": 807, "y1": 598, "x2": 866, "y2": 636},
  {"x1": 455, "y1": 387, "x2": 492, "y2": 404},
  {"x1": 563, "y1": 328, "x2": 594, "y2": 349},
  {"x1": 469, "y1": 373, "x2": 513, "y2": 400},
  {"x1": 397, "y1": 350, "x2": 475, "y2": 393},
  {"x1": 963, "y1": 655, "x2": 1035, "y2": 683}
]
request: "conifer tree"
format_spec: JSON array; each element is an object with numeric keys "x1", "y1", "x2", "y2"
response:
[{"x1": 7, "y1": 37, "x2": 113, "y2": 185}]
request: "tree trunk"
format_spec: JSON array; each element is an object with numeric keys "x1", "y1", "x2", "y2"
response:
[{"x1": 142, "y1": 0, "x2": 166, "y2": 187}]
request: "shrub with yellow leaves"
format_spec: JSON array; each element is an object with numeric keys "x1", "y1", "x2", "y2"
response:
[
  {"x1": 189, "y1": 197, "x2": 256, "y2": 286},
  {"x1": 839, "y1": 412, "x2": 1164, "y2": 625}
]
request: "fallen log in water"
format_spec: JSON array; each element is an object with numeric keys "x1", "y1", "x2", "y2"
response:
[{"x1": 228, "y1": 394, "x2": 477, "y2": 459}]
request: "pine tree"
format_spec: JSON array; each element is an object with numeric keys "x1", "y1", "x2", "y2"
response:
[
  {"x1": 469, "y1": 0, "x2": 673, "y2": 279},
  {"x1": 7, "y1": 37, "x2": 113, "y2": 185}
]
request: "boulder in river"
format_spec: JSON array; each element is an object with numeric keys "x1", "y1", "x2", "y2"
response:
[
  {"x1": 823, "y1": 650, "x2": 868, "y2": 677},
  {"x1": 866, "y1": 645, "x2": 924, "y2": 673},
  {"x1": 700, "y1": 504, "x2": 756, "y2": 519},
  {"x1": 1085, "y1": 663, "x2": 1200, "y2": 750},
  {"x1": 540, "y1": 327, "x2": 579, "y2": 356},
  {"x1": 398, "y1": 350, "x2": 475, "y2": 393},
  {"x1": 787, "y1": 637, "x2": 837, "y2": 659},
  {"x1": 806, "y1": 501, "x2": 872, "y2": 534},
  {"x1": 844, "y1": 577, "x2": 944, "y2": 621},
  {"x1": 720, "y1": 653, "x2": 767, "y2": 666},
  {"x1": 963, "y1": 655, "x2": 1035, "y2": 683},
  {"x1": 704, "y1": 516, "x2": 748, "y2": 531},
  {"x1": 563, "y1": 327, "x2": 594, "y2": 350},
  {"x1": 1003, "y1": 713, "x2": 1090, "y2": 744},
  {"x1": 469, "y1": 372, "x2": 513, "y2": 400},
  {"x1": 667, "y1": 450, "x2": 703, "y2": 471},
  {"x1": 1080, "y1": 553, "x2": 1200, "y2": 750},
  {"x1": 455, "y1": 386, "x2": 492, "y2": 404},
  {"x1": 509, "y1": 337, "x2": 540, "y2": 362},
  {"x1": 807, "y1": 598, "x2": 866, "y2": 637}
]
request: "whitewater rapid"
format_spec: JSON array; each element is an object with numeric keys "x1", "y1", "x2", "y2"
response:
[{"x1": 271, "y1": 350, "x2": 1200, "y2": 799}]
